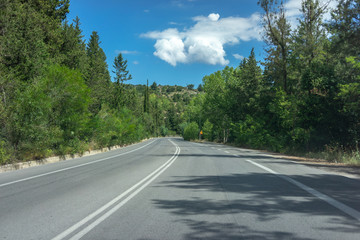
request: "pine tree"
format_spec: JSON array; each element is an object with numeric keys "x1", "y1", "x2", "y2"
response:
[
  {"x1": 329, "y1": 0, "x2": 360, "y2": 58},
  {"x1": 0, "y1": 0, "x2": 49, "y2": 82},
  {"x1": 258, "y1": 0, "x2": 291, "y2": 93},
  {"x1": 26, "y1": 0, "x2": 70, "y2": 62},
  {"x1": 86, "y1": 31, "x2": 111, "y2": 114},
  {"x1": 60, "y1": 17, "x2": 88, "y2": 74},
  {"x1": 228, "y1": 49, "x2": 262, "y2": 122},
  {"x1": 112, "y1": 53, "x2": 132, "y2": 109},
  {"x1": 293, "y1": 0, "x2": 329, "y2": 92}
]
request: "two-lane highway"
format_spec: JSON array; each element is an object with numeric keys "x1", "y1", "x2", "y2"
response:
[{"x1": 1, "y1": 138, "x2": 360, "y2": 239}]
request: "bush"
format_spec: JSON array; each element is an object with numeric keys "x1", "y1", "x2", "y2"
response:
[
  {"x1": 92, "y1": 105, "x2": 148, "y2": 148},
  {"x1": 183, "y1": 122, "x2": 199, "y2": 141},
  {"x1": 0, "y1": 139, "x2": 12, "y2": 165},
  {"x1": 15, "y1": 65, "x2": 90, "y2": 157},
  {"x1": 160, "y1": 125, "x2": 168, "y2": 137},
  {"x1": 233, "y1": 115, "x2": 281, "y2": 151},
  {"x1": 202, "y1": 119, "x2": 214, "y2": 141}
]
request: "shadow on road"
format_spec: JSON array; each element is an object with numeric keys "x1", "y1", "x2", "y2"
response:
[{"x1": 152, "y1": 172, "x2": 360, "y2": 239}]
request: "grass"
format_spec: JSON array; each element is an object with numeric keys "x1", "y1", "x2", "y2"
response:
[{"x1": 304, "y1": 149, "x2": 360, "y2": 165}]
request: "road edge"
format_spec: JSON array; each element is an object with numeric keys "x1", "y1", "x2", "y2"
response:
[{"x1": 0, "y1": 138, "x2": 154, "y2": 173}]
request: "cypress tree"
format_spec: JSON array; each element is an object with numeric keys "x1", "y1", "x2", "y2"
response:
[{"x1": 144, "y1": 79, "x2": 150, "y2": 113}]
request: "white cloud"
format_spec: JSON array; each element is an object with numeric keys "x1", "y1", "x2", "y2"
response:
[
  {"x1": 208, "y1": 13, "x2": 220, "y2": 22},
  {"x1": 233, "y1": 54, "x2": 244, "y2": 60},
  {"x1": 116, "y1": 50, "x2": 139, "y2": 55},
  {"x1": 154, "y1": 37, "x2": 187, "y2": 66},
  {"x1": 142, "y1": 13, "x2": 261, "y2": 66},
  {"x1": 133, "y1": 61, "x2": 139, "y2": 65}
]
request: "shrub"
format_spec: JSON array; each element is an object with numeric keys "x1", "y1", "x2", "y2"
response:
[
  {"x1": 183, "y1": 122, "x2": 199, "y2": 141},
  {"x1": 202, "y1": 119, "x2": 214, "y2": 141}
]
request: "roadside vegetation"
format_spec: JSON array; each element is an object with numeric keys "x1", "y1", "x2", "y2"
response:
[
  {"x1": 0, "y1": 0, "x2": 199, "y2": 165},
  {"x1": 0, "y1": 0, "x2": 359, "y2": 166},
  {"x1": 180, "y1": 0, "x2": 360, "y2": 165}
]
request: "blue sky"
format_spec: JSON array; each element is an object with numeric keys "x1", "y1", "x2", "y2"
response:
[{"x1": 67, "y1": 0, "x2": 335, "y2": 87}]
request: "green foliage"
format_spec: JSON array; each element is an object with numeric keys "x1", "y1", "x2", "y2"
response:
[
  {"x1": 0, "y1": 139, "x2": 12, "y2": 165},
  {"x1": 150, "y1": 81, "x2": 158, "y2": 91},
  {"x1": 233, "y1": 115, "x2": 280, "y2": 151},
  {"x1": 0, "y1": 1, "x2": 49, "y2": 82},
  {"x1": 258, "y1": 0, "x2": 291, "y2": 92},
  {"x1": 86, "y1": 31, "x2": 111, "y2": 114},
  {"x1": 202, "y1": 119, "x2": 214, "y2": 141},
  {"x1": 60, "y1": 17, "x2": 88, "y2": 74},
  {"x1": 113, "y1": 53, "x2": 132, "y2": 109},
  {"x1": 183, "y1": 122, "x2": 199, "y2": 141},
  {"x1": 92, "y1": 106, "x2": 146, "y2": 148},
  {"x1": 160, "y1": 125, "x2": 169, "y2": 137},
  {"x1": 144, "y1": 80, "x2": 150, "y2": 113},
  {"x1": 7, "y1": 64, "x2": 89, "y2": 159}
]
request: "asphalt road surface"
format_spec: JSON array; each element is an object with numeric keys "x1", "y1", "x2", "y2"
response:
[{"x1": 1, "y1": 138, "x2": 359, "y2": 240}]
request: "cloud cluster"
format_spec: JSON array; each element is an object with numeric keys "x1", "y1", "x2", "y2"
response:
[{"x1": 142, "y1": 13, "x2": 262, "y2": 66}]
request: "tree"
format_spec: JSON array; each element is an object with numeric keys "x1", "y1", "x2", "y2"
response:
[
  {"x1": 113, "y1": 53, "x2": 132, "y2": 85},
  {"x1": 0, "y1": 0, "x2": 49, "y2": 82},
  {"x1": 150, "y1": 81, "x2": 158, "y2": 91},
  {"x1": 60, "y1": 17, "x2": 88, "y2": 74},
  {"x1": 113, "y1": 53, "x2": 132, "y2": 109},
  {"x1": 9, "y1": 65, "x2": 90, "y2": 158},
  {"x1": 258, "y1": 0, "x2": 291, "y2": 93},
  {"x1": 144, "y1": 79, "x2": 150, "y2": 113},
  {"x1": 187, "y1": 84, "x2": 194, "y2": 90},
  {"x1": 329, "y1": 0, "x2": 360, "y2": 58},
  {"x1": 26, "y1": 0, "x2": 70, "y2": 62},
  {"x1": 328, "y1": 0, "x2": 360, "y2": 90},
  {"x1": 203, "y1": 68, "x2": 232, "y2": 142},
  {"x1": 292, "y1": 0, "x2": 340, "y2": 149},
  {"x1": 228, "y1": 49, "x2": 262, "y2": 122},
  {"x1": 86, "y1": 31, "x2": 111, "y2": 113}
]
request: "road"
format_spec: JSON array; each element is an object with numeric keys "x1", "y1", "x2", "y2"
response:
[{"x1": 0, "y1": 137, "x2": 359, "y2": 240}]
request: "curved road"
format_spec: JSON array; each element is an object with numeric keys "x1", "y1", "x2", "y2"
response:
[{"x1": 0, "y1": 138, "x2": 359, "y2": 239}]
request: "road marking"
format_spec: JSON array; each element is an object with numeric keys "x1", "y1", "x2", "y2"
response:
[
  {"x1": 224, "y1": 151, "x2": 230, "y2": 153},
  {"x1": 0, "y1": 140, "x2": 157, "y2": 188},
  {"x1": 52, "y1": 140, "x2": 180, "y2": 240},
  {"x1": 246, "y1": 160, "x2": 277, "y2": 174},
  {"x1": 246, "y1": 159, "x2": 360, "y2": 221}
]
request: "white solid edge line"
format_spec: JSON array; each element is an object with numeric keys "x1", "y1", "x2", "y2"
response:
[
  {"x1": 70, "y1": 144, "x2": 180, "y2": 240},
  {"x1": 52, "y1": 140, "x2": 180, "y2": 240},
  {"x1": 246, "y1": 159, "x2": 360, "y2": 221},
  {"x1": 0, "y1": 139, "x2": 157, "y2": 188}
]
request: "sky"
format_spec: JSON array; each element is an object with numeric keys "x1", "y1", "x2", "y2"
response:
[{"x1": 67, "y1": 0, "x2": 337, "y2": 87}]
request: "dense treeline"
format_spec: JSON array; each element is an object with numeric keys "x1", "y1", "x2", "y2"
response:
[
  {"x1": 0, "y1": 0, "x2": 193, "y2": 164},
  {"x1": 182, "y1": 0, "x2": 360, "y2": 163}
]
